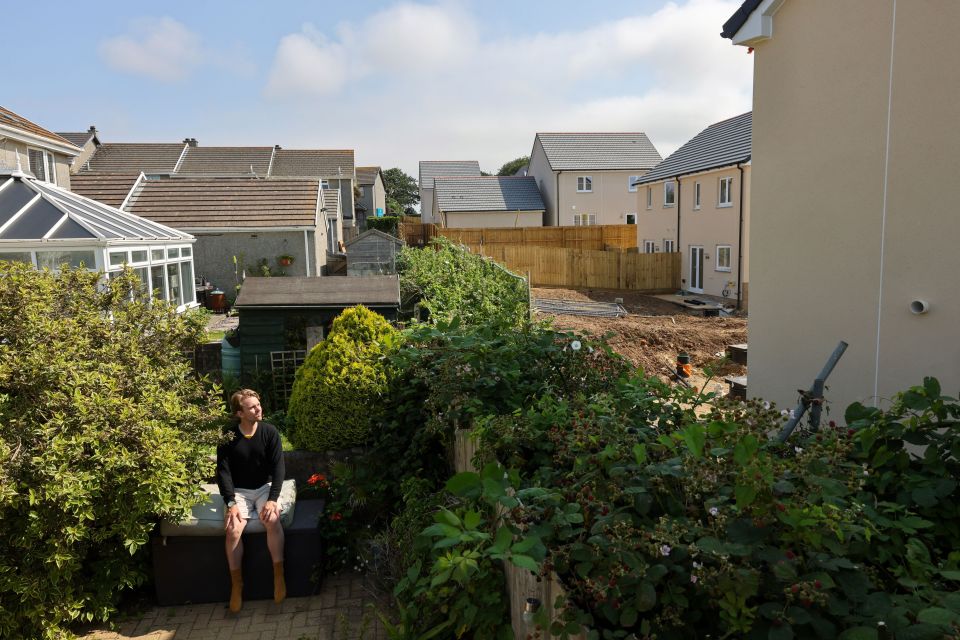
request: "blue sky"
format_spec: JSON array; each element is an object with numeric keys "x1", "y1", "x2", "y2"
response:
[{"x1": 7, "y1": 0, "x2": 752, "y2": 178}]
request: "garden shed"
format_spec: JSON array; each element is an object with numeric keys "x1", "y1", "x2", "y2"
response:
[
  {"x1": 233, "y1": 275, "x2": 400, "y2": 401},
  {"x1": 345, "y1": 228, "x2": 403, "y2": 276},
  {"x1": 0, "y1": 166, "x2": 198, "y2": 310}
]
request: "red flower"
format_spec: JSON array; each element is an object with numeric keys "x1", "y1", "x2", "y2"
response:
[
  {"x1": 331, "y1": 512, "x2": 343, "y2": 521},
  {"x1": 308, "y1": 473, "x2": 327, "y2": 486}
]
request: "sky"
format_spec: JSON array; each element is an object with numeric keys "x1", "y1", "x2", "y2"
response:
[{"x1": 6, "y1": 0, "x2": 753, "y2": 179}]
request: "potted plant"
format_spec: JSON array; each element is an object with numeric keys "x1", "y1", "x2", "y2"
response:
[{"x1": 277, "y1": 254, "x2": 295, "y2": 267}]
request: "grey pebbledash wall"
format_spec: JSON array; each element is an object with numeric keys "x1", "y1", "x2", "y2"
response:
[{"x1": 190, "y1": 230, "x2": 324, "y2": 300}]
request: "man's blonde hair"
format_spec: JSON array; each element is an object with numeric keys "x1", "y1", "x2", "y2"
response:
[{"x1": 229, "y1": 389, "x2": 261, "y2": 416}]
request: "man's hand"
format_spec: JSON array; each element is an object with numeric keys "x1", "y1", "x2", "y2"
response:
[
  {"x1": 260, "y1": 500, "x2": 280, "y2": 524},
  {"x1": 224, "y1": 504, "x2": 243, "y2": 531}
]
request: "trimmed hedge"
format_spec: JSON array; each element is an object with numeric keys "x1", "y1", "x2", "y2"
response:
[{"x1": 287, "y1": 306, "x2": 398, "y2": 451}]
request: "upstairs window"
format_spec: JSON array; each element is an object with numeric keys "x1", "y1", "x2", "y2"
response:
[
  {"x1": 576, "y1": 176, "x2": 592, "y2": 193},
  {"x1": 664, "y1": 181, "x2": 676, "y2": 207},
  {"x1": 28, "y1": 149, "x2": 56, "y2": 184},
  {"x1": 321, "y1": 179, "x2": 330, "y2": 189},
  {"x1": 694, "y1": 182, "x2": 702, "y2": 209},
  {"x1": 625, "y1": 213, "x2": 637, "y2": 225},
  {"x1": 628, "y1": 175, "x2": 639, "y2": 193},
  {"x1": 719, "y1": 177, "x2": 733, "y2": 207},
  {"x1": 572, "y1": 213, "x2": 597, "y2": 226},
  {"x1": 646, "y1": 186, "x2": 652, "y2": 209}
]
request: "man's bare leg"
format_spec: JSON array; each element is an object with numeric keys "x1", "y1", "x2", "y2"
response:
[
  {"x1": 265, "y1": 517, "x2": 286, "y2": 602},
  {"x1": 225, "y1": 514, "x2": 246, "y2": 612}
]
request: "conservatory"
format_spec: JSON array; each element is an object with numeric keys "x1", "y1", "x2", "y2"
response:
[{"x1": 0, "y1": 166, "x2": 198, "y2": 311}]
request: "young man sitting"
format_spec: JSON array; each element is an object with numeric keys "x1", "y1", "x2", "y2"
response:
[{"x1": 216, "y1": 389, "x2": 286, "y2": 613}]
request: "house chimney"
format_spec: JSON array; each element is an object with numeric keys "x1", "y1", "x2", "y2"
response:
[
  {"x1": 183, "y1": 138, "x2": 198, "y2": 147},
  {"x1": 274, "y1": 144, "x2": 282, "y2": 150},
  {"x1": 88, "y1": 125, "x2": 97, "y2": 133}
]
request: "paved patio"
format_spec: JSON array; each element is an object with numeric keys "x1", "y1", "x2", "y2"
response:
[{"x1": 80, "y1": 572, "x2": 388, "y2": 640}]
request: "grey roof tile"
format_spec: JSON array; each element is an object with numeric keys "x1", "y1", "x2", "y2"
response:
[
  {"x1": 69, "y1": 173, "x2": 140, "y2": 208},
  {"x1": 270, "y1": 150, "x2": 355, "y2": 178},
  {"x1": 635, "y1": 112, "x2": 752, "y2": 184},
  {"x1": 177, "y1": 147, "x2": 273, "y2": 176},
  {"x1": 419, "y1": 161, "x2": 481, "y2": 189},
  {"x1": 56, "y1": 130, "x2": 97, "y2": 148},
  {"x1": 124, "y1": 177, "x2": 320, "y2": 229},
  {"x1": 82, "y1": 143, "x2": 186, "y2": 174},
  {"x1": 434, "y1": 176, "x2": 545, "y2": 213},
  {"x1": 536, "y1": 133, "x2": 662, "y2": 171}
]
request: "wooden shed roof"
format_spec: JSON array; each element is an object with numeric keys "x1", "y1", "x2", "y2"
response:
[{"x1": 234, "y1": 275, "x2": 400, "y2": 308}]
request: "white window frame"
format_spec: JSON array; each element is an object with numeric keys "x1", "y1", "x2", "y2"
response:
[
  {"x1": 572, "y1": 213, "x2": 596, "y2": 226},
  {"x1": 719, "y1": 177, "x2": 733, "y2": 207},
  {"x1": 664, "y1": 181, "x2": 676, "y2": 207},
  {"x1": 694, "y1": 181, "x2": 701, "y2": 210},
  {"x1": 576, "y1": 176, "x2": 593, "y2": 193},
  {"x1": 716, "y1": 244, "x2": 732, "y2": 272},
  {"x1": 663, "y1": 239, "x2": 676, "y2": 253},
  {"x1": 107, "y1": 243, "x2": 197, "y2": 310},
  {"x1": 628, "y1": 175, "x2": 639, "y2": 193},
  {"x1": 646, "y1": 186, "x2": 652, "y2": 209},
  {"x1": 28, "y1": 148, "x2": 57, "y2": 184},
  {"x1": 625, "y1": 213, "x2": 637, "y2": 225},
  {"x1": 643, "y1": 240, "x2": 657, "y2": 254},
  {"x1": 321, "y1": 179, "x2": 330, "y2": 189}
]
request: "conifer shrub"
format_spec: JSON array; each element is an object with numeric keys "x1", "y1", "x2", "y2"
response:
[
  {"x1": 287, "y1": 305, "x2": 398, "y2": 451},
  {"x1": 0, "y1": 263, "x2": 223, "y2": 639}
]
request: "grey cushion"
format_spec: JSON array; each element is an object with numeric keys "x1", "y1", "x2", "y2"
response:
[{"x1": 160, "y1": 480, "x2": 297, "y2": 537}]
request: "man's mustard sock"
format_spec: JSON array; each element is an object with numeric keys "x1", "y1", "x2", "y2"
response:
[
  {"x1": 273, "y1": 561, "x2": 286, "y2": 604},
  {"x1": 229, "y1": 568, "x2": 243, "y2": 613}
]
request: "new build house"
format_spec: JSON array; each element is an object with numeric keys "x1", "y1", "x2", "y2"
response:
[
  {"x1": 432, "y1": 176, "x2": 545, "y2": 228},
  {"x1": 634, "y1": 112, "x2": 751, "y2": 307},
  {"x1": 526, "y1": 132, "x2": 661, "y2": 227},
  {"x1": 722, "y1": 0, "x2": 960, "y2": 412},
  {"x1": 418, "y1": 160, "x2": 481, "y2": 224},
  {"x1": 356, "y1": 166, "x2": 386, "y2": 229}
]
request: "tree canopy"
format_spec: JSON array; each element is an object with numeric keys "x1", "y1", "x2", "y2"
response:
[
  {"x1": 383, "y1": 167, "x2": 420, "y2": 216},
  {"x1": 496, "y1": 155, "x2": 530, "y2": 176}
]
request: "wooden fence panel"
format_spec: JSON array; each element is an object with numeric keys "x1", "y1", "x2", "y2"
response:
[{"x1": 419, "y1": 224, "x2": 638, "y2": 250}]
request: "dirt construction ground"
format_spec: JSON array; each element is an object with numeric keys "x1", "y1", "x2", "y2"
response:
[{"x1": 532, "y1": 287, "x2": 748, "y2": 395}]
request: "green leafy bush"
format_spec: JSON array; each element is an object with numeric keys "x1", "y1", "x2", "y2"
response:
[
  {"x1": 398, "y1": 237, "x2": 528, "y2": 328},
  {"x1": 287, "y1": 305, "x2": 398, "y2": 451},
  {"x1": 366, "y1": 216, "x2": 401, "y2": 236},
  {"x1": 0, "y1": 264, "x2": 223, "y2": 639},
  {"x1": 471, "y1": 376, "x2": 960, "y2": 639}
]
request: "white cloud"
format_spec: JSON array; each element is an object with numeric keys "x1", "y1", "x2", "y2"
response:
[
  {"x1": 99, "y1": 18, "x2": 202, "y2": 82},
  {"x1": 263, "y1": 0, "x2": 752, "y2": 177},
  {"x1": 264, "y1": 28, "x2": 349, "y2": 98}
]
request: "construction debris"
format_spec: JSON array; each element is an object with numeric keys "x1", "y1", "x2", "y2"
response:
[{"x1": 533, "y1": 298, "x2": 628, "y2": 318}]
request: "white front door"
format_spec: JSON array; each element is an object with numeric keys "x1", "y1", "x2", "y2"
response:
[{"x1": 689, "y1": 246, "x2": 704, "y2": 293}]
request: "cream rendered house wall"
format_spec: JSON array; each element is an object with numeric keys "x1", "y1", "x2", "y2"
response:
[
  {"x1": 745, "y1": 0, "x2": 960, "y2": 412},
  {"x1": 0, "y1": 138, "x2": 72, "y2": 189},
  {"x1": 559, "y1": 170, "x2": 645, "y2": 227},
  {"x1": 420, "y1": 187, "x2": 436, "y2": 224},
  {"x1": 443, "y1": 210, "x2": 544, "y2": 229},
  {"x1": 527, "y1": 140, "x2": 558, "y2": 225},
  {"x1": 637, "y1": 165, "x2": 750, "y2": 303}
]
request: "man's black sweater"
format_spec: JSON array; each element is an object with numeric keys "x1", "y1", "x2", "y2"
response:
[{"x1": 216, "y1": 422, "x2": 285, "y2": 504}]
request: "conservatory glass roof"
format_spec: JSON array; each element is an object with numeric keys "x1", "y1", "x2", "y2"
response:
[{"x1": 0, "y1": 168, "x2": 191, "y2": 243}]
